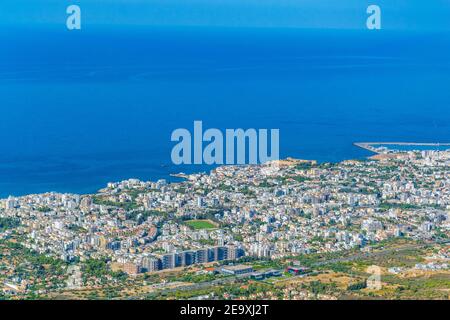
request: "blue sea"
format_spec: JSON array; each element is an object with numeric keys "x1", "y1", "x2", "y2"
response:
[{"x1": 1, "y1": 26, "x2": 450, "y2": 197}]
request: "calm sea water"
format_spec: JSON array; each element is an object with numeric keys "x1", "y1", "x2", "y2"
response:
[{"x1": 1, "y1": 27, "x2": 450, "y2": 197}]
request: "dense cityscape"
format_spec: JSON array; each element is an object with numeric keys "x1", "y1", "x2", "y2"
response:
[{"x1": 1, "y1": 150, "x2": 449, "y2": 300}]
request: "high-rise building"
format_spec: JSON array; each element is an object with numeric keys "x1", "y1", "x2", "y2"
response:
[
  {"x1": 5, "y1": 196, "x2": 17, "y2": 210},
  {"x1": 161, "y1": 253, "x2": 176, "y2": 269},
  {"x1": 213, "y1": 246, "x2": 228, "y2": 261},
  {"x1": 226, "y1": 245, "x2": 245, "y2": 260},
  {"x1": 197, "y1": 196, "x2": 205, "y2": 207},
  {"x1": 141, "y1": 256, "x2": 160, "y2": 272},
  {"x1": 196, "y1": 248, "x2": 209, "y2": 263},
  {"x1": 180, "y1": 250, "x2": 197, "y2": 266}
]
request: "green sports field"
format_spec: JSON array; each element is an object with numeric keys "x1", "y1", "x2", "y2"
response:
[{"x1": 184, "y1": 220, "x2": 217, "y2": 230}]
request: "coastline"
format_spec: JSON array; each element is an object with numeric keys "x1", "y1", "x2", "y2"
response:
[
  {"x1": 354, "y1": 142, "x2": 450, "y2": 154},
  {"x1": 1, "y1": 143, "x2": 447, "y2": 200}
]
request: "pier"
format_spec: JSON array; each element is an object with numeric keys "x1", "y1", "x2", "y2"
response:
[{"x1": 354, "y1": 142, "x2": 450, "y2": 154}]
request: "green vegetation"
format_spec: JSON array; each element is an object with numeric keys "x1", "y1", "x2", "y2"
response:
[
  {"x1": 0, "y1": 241, "x2": 67, "y2": 293},
  {"x1": 295, "y1": 162, "x2": 316, "y2": 170},
  {"x1": 177, "y1": 273, "x2": 218, "y2": 283},
  {"x1": 148, "y1": 281, "x2": 273, "y2": 300},
  {"x1": 0, "y1": 217, "x2": 20, "y2": 231},
  {"x1": 198, "y1": 238, "x2": 215, "y2": 246},
  {"x1": 184, "y1": 219, "x2": 217, "y2": 230},
  {"x1": 218, "y1": 184, "x2": 234, "y2": 192},
  {"x1": 380, "y1": 273, "x2": 450, "y2": 300},
  {"x1": 347, "y1": 281, "x2": 367, "y2": 291},
  {"x1": 379, "y1": 202, "x2": 443, "y2": 211},
  {"x1": 318, "y1": 262, "x2": 353, "y2": 274},
  {"x1": 251, "y1": 259, "x2": 284, "y2": 271},
  {"x1": 305, "y1": 280, "x2": 337, "y2": 295},
  {"x1": 92, "y1": 196, "x2": 139, "y2": 211},
  {"x1": 81, "y1": 258, "x2": 110, "y2": 279},
  {"x1": 240, "y1": 186, "x2": 256, "y2": 197},
  {"x1": 126, "y1": 210, "x2": 161, "y2": 223},
  {"x1": 78, "y1": 258, "x2": 128, "y2": 287},
  {"x1": 291, "y1": 176, "x2": 312, "y2": 183},
  {"x1": 67, "y1": 224, "x2": 87, "y2": 233},
  {"x1": 257, "y1": 180, "x2": 276, "y2": 188}
]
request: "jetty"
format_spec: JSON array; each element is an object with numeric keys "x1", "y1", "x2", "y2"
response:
[{"x1": 354, "y1": 142, "x2": 450, "y2": 154}]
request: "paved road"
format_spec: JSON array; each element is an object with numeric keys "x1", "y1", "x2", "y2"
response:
[{"x1": 123, "y1": 240, "x2": 450, "y2": 299}]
